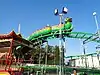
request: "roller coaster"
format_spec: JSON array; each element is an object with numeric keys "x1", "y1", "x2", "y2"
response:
[
  {"x1": 0, "y1": 12, "x2": 100, "y2": 75},
  {"x1": 27, "y1": 17, "x2": 73, "y2": 41}
]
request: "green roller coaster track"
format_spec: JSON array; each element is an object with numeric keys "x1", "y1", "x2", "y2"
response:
[
  {"x1": 27, "y1": 31, "x2": 99, "y2": 47},
  {"x1": 19, "y1": 64, "x2": 100, "y2": 74}
]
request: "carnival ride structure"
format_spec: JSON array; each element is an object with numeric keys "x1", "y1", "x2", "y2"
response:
[
  {"x1": 19, "y1": 17, "x2": 100, "y2": 74},
  {"x1": 0, "y1": 17, "x2": 100, "y2": 74}
]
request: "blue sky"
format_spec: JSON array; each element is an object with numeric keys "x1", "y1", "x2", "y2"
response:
[{"x1": 0, "y1": 0, "x2": 100, "y2": 56}]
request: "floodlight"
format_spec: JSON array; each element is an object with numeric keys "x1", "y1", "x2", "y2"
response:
[
  {"x1": 62, "y1": 7, "x2": 68, "y2": 14},
  {"x1": 93, "y1": 12, "x2": 96, "y2": 16},
  {"x1": 54, "y1": 8, "x2": 58, "y2": 15}
]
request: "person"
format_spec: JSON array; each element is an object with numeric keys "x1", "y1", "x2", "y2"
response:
[{"x1": 73, "y1": 69, "x2": 77, "y2": 75}]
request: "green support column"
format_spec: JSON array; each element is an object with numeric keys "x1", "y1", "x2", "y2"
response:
[
  {"x1": 44, "y1": 41, "x2": 48, "y2": 75},
  {"x1": 63, "y1": 38, "x2": 66, "y2": 64},
  {"x1": 39, "y1": 41, "x2": 42, "y2": 66},
  {"x1": 63, "y1": 38, "x2": 66, "y2": 74},
  {"x1": 82, "y1": 43, "x2": 87, "y2": 68}
]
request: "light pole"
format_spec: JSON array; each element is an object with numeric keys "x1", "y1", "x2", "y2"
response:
[
  {"x1": 93, "y1": 12, "x2": 99, "y2": 31},
  {"x1": 18, "y1": 23, "x2": 21, "y2": 34},
  {"x1": 54, "y1": 7, "x2": 68, "y2": 75},
  {"x1": 93, "y1": 12, "x2": 100, "y2": 38}
]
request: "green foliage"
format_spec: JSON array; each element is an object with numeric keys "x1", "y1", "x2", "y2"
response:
[
  {"x1": 54, "y1": 45, "x2": 60, "y2": 65},
  {"x1": 31, "y1": 45, "x2": 60, "y2": 65},
  {"x1": 31, "y1": 46, "x2": 45, "y2": 64},
  {"x1": 14, "y1": 44, "x2": 60, "y2": 65}
]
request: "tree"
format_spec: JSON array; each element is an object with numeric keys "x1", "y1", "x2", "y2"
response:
[
  {"x1": 13, "y1": 44, "x2": 60, "y2": 65},
  {"x1": 54, "y1": 45, "x2": 59, "y2": 65}
]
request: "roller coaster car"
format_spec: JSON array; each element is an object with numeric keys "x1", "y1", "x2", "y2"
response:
[
  {"x1": 28, "y1": 26, "x2": 52, "y2": 41},
  {"x1": 51, "y1": 25, "x2": 63, "y2": 32},
  {"x1": 36, "y1": 26, "x2": 51, "y2": 36},
  {"x1": 64, "y1": 17, "x2": 73, "y2": 32},
  {"x1": 65, "y1": 17, "x2": 72, "y2": 22}
]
